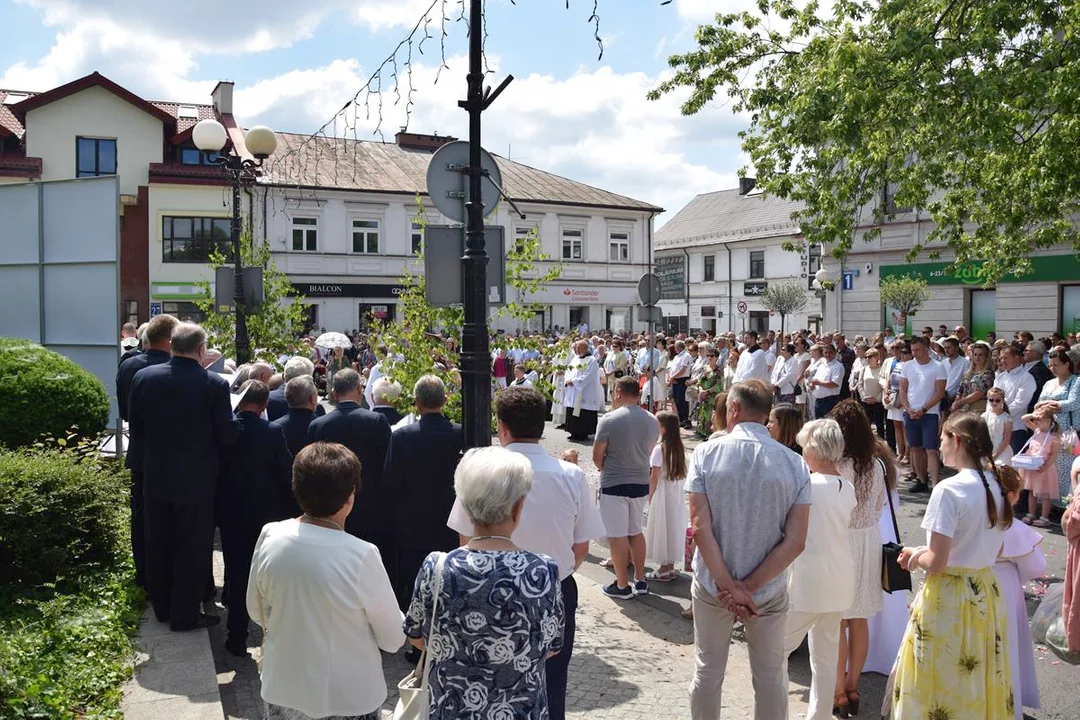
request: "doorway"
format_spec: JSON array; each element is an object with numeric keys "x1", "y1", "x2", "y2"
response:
[
  {"x1": 969, "y1": 290, "x2": 996, "y2": 342},
  {"x1": 359, "y1": 302, "x2": 396, "y2": 331},
  {"x1": 569, "y1": 306, "x2": 590, "y2": 332},
  {"x1": 749, "y1": 310, "x2": 769, "y2": 336}
]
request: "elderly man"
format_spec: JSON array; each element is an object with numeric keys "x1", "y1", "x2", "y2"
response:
[
  {"x1": 668, "y1": 340, "x2": 694, "y2": 428},
  {"x1": 116, "y1": 313, "x2": 179, "y2": 587},
  {"x1": 383, "y1": 376, "x2": 463, "y2": 612},
  {"x1": 687, "y1": 380, "x2": 810, "y2": 719},
  {"x1": 563, "y1": 339, "x2": 604, "y2": 441},
  {"x1": 809, "y1": 343, "x2": 845, "y2": 418},
  {"x1": 129, "y1": 322, "x2": 240, "y2": 631},
  {"x1": 448, "y1": 386, "x2": 605, "y2": 720},
  {"x1": 270, "y1": 375, "x2": 319, "y2": 457},
  {"x1": 369, "y1": 376, "x2": 404, "y2": 426},
  {"x1": 267, "y1": 356, "x2": 325, "y2": 421},
  {"x1": 306, "y1": 368, "x2": 392, "y2": 543}
]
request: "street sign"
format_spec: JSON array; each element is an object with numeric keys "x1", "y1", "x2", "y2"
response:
[
  {"x1": 425, "y1": 141, "x2": 502, "y2": 223},
  {"x1": 737, "y1": 301, "x2": 748, "y2": 314},
  {"x1": 636, "y1": 305, "x2": 663, "y2": 324},
  {"x1": 149, "y1": 302, "x2": 162, "y2": 317},
  {"x1": 637, "y1": 273, "x2": 662, "y2": 306},
  {"x1": 424, "y1": 225, "x2": 506, "y2": 306},
  {"x1": 842, "y1": 271, "x2": 854, "y2": 291},
  {"x1": 214, "y1": 267, "x2": 264, "y2": 313}
]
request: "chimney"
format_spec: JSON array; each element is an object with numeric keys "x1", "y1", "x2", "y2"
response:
[
  {"x1": 212, "y1": 81, "x2": 234, "y2": 116},
  {"x1": 739, "y1": 177, "x2": 757, "y2": 196},
  {"x1": 395, "y1": 131, "x2": 458, "y2": 151}
]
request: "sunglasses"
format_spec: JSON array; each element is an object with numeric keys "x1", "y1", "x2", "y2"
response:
[{"x1": 989, "y1": 399, "x2": 1003, "y2": 404}]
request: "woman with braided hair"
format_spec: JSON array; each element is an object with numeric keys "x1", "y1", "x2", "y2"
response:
[{"x1": 890, "y1": 412, "x2": 1022, "y2": 720}]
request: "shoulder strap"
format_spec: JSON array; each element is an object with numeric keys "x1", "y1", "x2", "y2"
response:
[
  {"x1": 879, "y1": 457, "x2": 901, "y2": 544},
  {"x1": 419, "y1": 552, "x2": 448, "y2": 691}
]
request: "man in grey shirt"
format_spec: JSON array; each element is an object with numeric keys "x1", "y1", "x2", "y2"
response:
[
  {"x1": 686, "y1": 379, "x2": 811, "y2": 720},
  {"x1": 593, "y1": 375, "x2": 660, "y2": 600}
]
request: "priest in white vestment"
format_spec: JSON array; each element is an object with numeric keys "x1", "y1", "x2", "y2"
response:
[{"x1": 563, "y1": 340, "x2": 604, "y2": 440}]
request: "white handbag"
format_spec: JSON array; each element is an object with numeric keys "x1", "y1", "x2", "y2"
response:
[{"x1": 393, "y1": 553, "x2": 446, "y2": 720}]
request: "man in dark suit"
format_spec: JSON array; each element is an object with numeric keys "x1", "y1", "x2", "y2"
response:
[
  {"x1": 1026, "y1": 340, "x2": 1053, "y2": 413},
  {"x1": 270, "y1": 375, "x2": 319, "y2": 457},
  {"x1": 218, "y1": 380, "x2": 295, "y2": 656},
  {"x1": 129, "y1": 322, "x2": 240, "y2": 631},
  {"x1": 116, "y1": 314, "x2": 178, "y2": 588},
  {"x1": 267, "y1": 356, "x2": 327, "y2": 422},
  {"x1": 382, "y1": 375, "x2": 463, "y2": 612},
  {"x1": 369, "y1": 376, "x2": 404, "y2": 427},
  {"x1": 306, "y1": 368, "x2": 391, "y2": 545}
]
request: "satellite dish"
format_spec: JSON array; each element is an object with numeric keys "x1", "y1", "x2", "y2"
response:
[{"x1": 426, "y1": 141, "x2": 503, "y2": 223}]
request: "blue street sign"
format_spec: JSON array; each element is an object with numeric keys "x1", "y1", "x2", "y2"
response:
[
  {"x1": 842, "y1": 272, "x2": 854, "y2": 291},
  {"x1": 150, "y1": 302, "x2": 163, "y2": 317}
]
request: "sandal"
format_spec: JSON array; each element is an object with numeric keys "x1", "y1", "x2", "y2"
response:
[
  {"x1": 1032, "y1": 517, "x2": 1051, "y2": 528},
  {"x1": 846, "y1": 689, "x2": 860, "y2": 716},
  {"x1": 645, "y1": 570, "x2": 678, "y2": 582},
  {"x1": 1021, "y1": 514, "x2": 1036, "y2": 525},
  {"x1": 680, "y1": 606, "x2": 694, "y2": 620},
  {"x1": 833, "y1": 692, "x2": 850, "y2": 718}
]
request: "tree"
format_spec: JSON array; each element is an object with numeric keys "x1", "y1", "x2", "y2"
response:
[
  {"x1": 879, "y1": 274, "x2": 931, "y2": 335},
  {"x1": 194, "y1": 230, "x2": 309, "y2": 365},
  {"x1": 759, "y1": 281, "x2": 809, "y2": 338},
  {"x1": 650, "y1": 0, "x2": 1080, "y2": 284}
]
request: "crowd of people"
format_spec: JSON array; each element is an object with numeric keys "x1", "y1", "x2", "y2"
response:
[{"x1": 112, "y1": 314, "x2": 1080, "y2": 720}]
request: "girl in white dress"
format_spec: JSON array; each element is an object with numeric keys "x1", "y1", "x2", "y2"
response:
[
  {"x1": 983, "y1": 387, "x2": 1015, "y2": 466},
  {"x1": 644, "y1": 411, "x2": 687, "y2": 581}
]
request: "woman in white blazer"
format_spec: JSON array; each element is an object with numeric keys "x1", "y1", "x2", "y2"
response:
[{"x1": 780, "y1": 419, "x2": 857, "y2": 720}]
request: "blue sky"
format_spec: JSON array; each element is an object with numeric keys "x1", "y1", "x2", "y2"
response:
[{"x1": 0, "y1": 0, "x2": 755, "y2": 222}]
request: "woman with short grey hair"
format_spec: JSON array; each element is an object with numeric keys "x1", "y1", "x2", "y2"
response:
[{"x1": 404, "y1": 447, "x2": 564, "y2": 719}]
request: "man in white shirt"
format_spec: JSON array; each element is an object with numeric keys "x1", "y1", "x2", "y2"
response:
[
  {"x1": 994, "y1": 344, "x2": 1037, "y2": 454},
  {"x1": 809, "y1": 344, "x2": 845, "y2": 418},
  {"x1": 900, "y1": 335, "x2": 948, "y2": 492},
  {"x1": 447, "y1": 386, "x2": 605, "y2": 720},
  {"x1": 760, "y1": 338, "x2": 777, "y2": 381},
  {"x1": 734, "y1": 331, "x2": 769, "y2": 383},
  {"x1": 668, "y1": 340, "x2": 694, "y2": 428},
  {"x1": 940, "y1": 336, "x2": 970, "y2": 418}
]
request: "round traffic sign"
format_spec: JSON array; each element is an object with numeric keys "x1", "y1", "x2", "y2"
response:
[
  {"x1": 637, "y1": 273, "x2": 662, "y2": 306},
  {"x1": 737, "y1": 301, "x2": 748, "y2": 314},
  {"x1": 426, "y1": 141, "x2": 502, "y2": 223}
]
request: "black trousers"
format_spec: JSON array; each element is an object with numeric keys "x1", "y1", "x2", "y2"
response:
[
  {"x1": 546, "y1": 576, "x2": 578, "y2": 720},
  {"x1": 673, "y1": 377, "x2": 689, "y2": 424},
  {"x1": 861, "y1": 401, "x2": 886, "y2": 438},
  {"x1": 815, "y1": 394, "x2": 841, "y2": 419},
  {"x1": 220, "y1": 523, "x2": 260, "y2": 643},
  {"x1": 885, "y1": 413, "x2": 898, "y2": 454},
  {"x1": 130, "y1": 471, "x2": 146, "y2": 588},
  {"x1": 144, "y1": 498, "x2": 215, "y2": 630},
  {"x1": 566, "y1": 409, "x2": 598, "y2": 440},
  {"x1": 394, "y1": 546, "x2": 430, "y2": 612}
]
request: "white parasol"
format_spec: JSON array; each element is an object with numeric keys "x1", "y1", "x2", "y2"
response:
[{"x1": 314, "y1": 331, "x2": 352, "y2": 350}]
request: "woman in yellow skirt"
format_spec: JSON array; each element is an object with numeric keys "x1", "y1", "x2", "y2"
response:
[{"x1": 892, "y1": 412, "x2": 1023, "y2": 719}]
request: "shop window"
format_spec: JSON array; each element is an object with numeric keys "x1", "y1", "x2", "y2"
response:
[
  {"x1": 292, "y1": 217, "x2": 318, "y2": 252},
  {"x1": 161, "y1": 301, "x2": 206, "y2": 323},
  {"x1": 969, "y1": 289, "x2": 997, "y2": 342},
  {"x1": 1061, "y1": 286, "x2": 1080, "y2": 338}
]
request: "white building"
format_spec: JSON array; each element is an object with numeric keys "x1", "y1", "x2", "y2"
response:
[
  {"x1": 652, "y1": 182, "x2": 822, "y2": 336},
  {"x1": 259, "y1": 131, "x2": 662, "y2": 334}
]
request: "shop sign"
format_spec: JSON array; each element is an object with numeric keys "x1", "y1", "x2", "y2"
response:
[
  {"x1": 655, "y1": 255, "x2": 686, "y2": 299},
  {"x1": 879, "y1": 254, "x2": 1080, "y2": 286},
  {"x1": 743, "y1": 281, "x2": 768, "y2": 296},
  {"x1": 700, "y1": 305, "x2": 716, "y2": 318},
  {"x1": 292, "y1": 283, "x2": 406, "y2": 297},
  {"x1": 371, "y1": 304, "x2": 389, "y2": 319},
  {"x1": 562, "y1": 287, "x2": 602, "y2": 302}
]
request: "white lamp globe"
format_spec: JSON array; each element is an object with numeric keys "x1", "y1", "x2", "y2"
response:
[
  {"x1": 815, "y1": 267, "x2": 834, "y2": 285},
  {"x1": 245, "y1": 126, "x2": 277, "y2": 159},
  {"x1": 192, "y1": 119, "x2": 228, "y2": 153}
]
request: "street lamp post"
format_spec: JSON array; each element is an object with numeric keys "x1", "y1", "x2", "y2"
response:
[{"x1": 192, "y1": 119, "x2": 277, "y2": 365}]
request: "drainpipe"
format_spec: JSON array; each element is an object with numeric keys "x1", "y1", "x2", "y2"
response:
[
  {"x1": 647, "y1": 211, "x2": 655, "y2": 336},
  {"x1": 725, "y1": 244, "x2": 733, "y2": 333},
  {"x1": 683, "y1": 248, "x2": 691, "y2": 335}
]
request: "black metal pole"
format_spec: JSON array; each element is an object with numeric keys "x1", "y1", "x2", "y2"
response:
[
  {"x1": 232, "y1": 171, "x2": 250, "y2": 365},
  {"x1": 460, "y1": 0, "x2": 491, "y2": 448}
]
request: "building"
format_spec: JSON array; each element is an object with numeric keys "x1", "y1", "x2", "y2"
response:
[
  {"x1": 652, "y1": 181, "x2": 822, "y2": 336},
  {"x1": 1, "y1": 72, "x2": 662, "y2": 334}
]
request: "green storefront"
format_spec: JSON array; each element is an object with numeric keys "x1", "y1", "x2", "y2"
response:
[{"x1": 880, "y1": 254, "x2": 1080, "y2": 338}]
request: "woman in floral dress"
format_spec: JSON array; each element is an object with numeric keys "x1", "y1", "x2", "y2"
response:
[
  {"x1": 694, "y1": 349, "x2": 722, "y2": 438},
  {"x1": 1034, "y1": 347, "x2": 1080, "y2": 500},
  {"x1": 405, "y1": 447, "x2": 564, "y2": 720}
]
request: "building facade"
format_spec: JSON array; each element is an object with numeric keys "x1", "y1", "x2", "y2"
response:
[
  {"x1": 652, "y1": 184, "x2": 822, "y2": 336},
  {"x1": 1, "y1": 73, "x2": 661, "y2": 335}
]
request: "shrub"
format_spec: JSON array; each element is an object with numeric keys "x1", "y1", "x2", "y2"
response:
[
  {"x1": 0, "y1": 338, "x2": 111, "y2": 449},
  {"x1": 0, "y1": 448, "x2": 129, "y2": 590}
]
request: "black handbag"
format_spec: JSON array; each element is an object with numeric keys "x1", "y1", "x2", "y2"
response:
[{"x1": 879, "y1": 458, "x2": 912, "y2": 593}]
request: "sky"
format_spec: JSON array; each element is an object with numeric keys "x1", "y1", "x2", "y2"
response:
[{"x1": 0, "y1": 0, "x2": 760, "y2": 224}]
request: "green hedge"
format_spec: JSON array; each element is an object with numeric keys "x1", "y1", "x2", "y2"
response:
[
  {"x1": 0, "y1": 449, "x2": 129, "y2": 589},
  {"x1": 0, "y1": 338, "x2": 111, "y2": 449},
  {"x1": 0, "y1": 447, "x2": 139, "y2": 719}
]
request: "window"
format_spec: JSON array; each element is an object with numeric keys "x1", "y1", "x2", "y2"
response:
[
  {"x1": 704, "y1": 254, "x2": 715, "y2": 282},
  {"x1": 351, "y1": 219, "x2": 379, "y2": 254},
  {"x1": 514, "y1": 226, "x2": 533, "y2": 255},
  {"x1": 76, "y1": 137, "x2": 116, "y2": 177},
  {"x1": 161, "y1": 301, "x2": 206, "y2": 323},
  {"x1": 292, "y1": 217, "x2": 318, "y2": 252},
  {"x1": 410, "y1": 222, "x2": 424, "y2": 255},
  {"x1": 807, "y1": 243, "x2": 822, "y2": 289},
  {"x1": 883, "y1": 180, "x2": 912, "y2": 214},
  {"x1": 562, "y1": 228, "x2": 583, "y2": 260},
  {"x1": 162, "y1": 216, "x2": 232, "y2": 263},
  {"x1": 180, "y1": 146, "x2": 219, "y2": 165},
  {"x1": 1061, "y1": 286, "x2": 1080, "y2": 338},
  {"x1": 608, "y1": 232, "x2": 630, "y2": 263},
  {"x1": 749, "y1": 250, "x2": 765, "y2": 279}
]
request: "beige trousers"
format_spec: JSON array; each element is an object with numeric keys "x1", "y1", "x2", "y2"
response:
[
  {"x1": 689, "y1": 580, "x2": 789, "y2": 720},
  {"x1": 782, "y1": 609, "x2": 845, "y2": 720}
]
